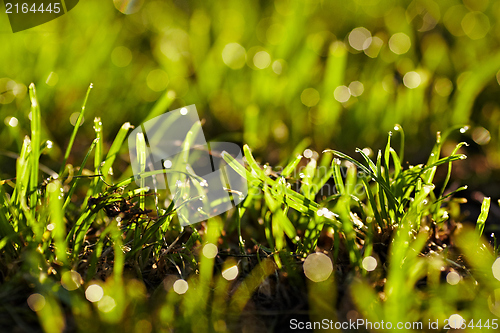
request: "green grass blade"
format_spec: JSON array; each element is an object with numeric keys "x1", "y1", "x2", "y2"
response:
[
  {"x1": 281, "y1": 154, "x2": 302, "y2": 177},
  {"x1": 393, "y1": 124, "x2": 405, "y2": 164},
  {"x1": 438, "y1": 142, "x2": 468, "y2": 199},
  {"x1": 100, "y1": 122, "x2": 133, "y2": 179},
  {"x1": 355, "y1": 148, "x2": 376, "y2": 174},
  {"x1": 476, "y1": 197, "x2": 491, "y2": 237},
  {"x1": 134, "y1": 131, "x2": 147, "y2": 249},
  {"x1": 143, "y1": 89, "x2": 176, "y2": 122},
  {"x1": 48, "y1": 180, "x2": 68, "y2": 266},
  {"x1": 28, "y1": 83, "x2": 41, "y2": 213},
  {"x1": 331, "y1": 158, "x2": 345, "y2": 195},
  {"x1": 62, "y1": 138, "x2": 97, "y2": 211},
  {"x1": 59, "y1": 83, "x2": 93, "y2": 176}
]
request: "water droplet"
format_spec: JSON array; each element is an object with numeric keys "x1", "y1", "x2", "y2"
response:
[{"x1": 303, "y1": 149, "x2": 313, "y2": 159}]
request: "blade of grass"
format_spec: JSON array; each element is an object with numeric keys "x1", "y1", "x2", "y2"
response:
[
  {"x1": 62, "y1": 138, "x2": 98, "y2": 211},
  {"x1": 476, "y1": 197, "x2": 491, "y2": 237},
  {"x1": 28, "y1": 83, "x2": 41, "y2": 213},
  {"x1": 48, "y1": 180, "x2": 68, "y2": 266},
  {"x1": 100, "y1": 122, "x2": 133, "y2": 180},
  {"x1": 59, "y1": 83, "x2": 93, "y2": 176}
]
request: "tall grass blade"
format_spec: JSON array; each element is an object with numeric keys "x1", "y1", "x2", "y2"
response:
[
  {"x1": 59, "y1": 83, "x2": 93, "y2": 176},
  {"x1": 28, "y1": 83, "x2": 41, "y2": 213}
]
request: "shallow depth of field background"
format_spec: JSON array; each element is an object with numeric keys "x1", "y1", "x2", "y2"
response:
[{"x1": 1, "y1": 0, "x2": 500, "y2": 202}]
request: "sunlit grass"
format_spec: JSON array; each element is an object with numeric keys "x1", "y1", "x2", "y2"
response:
[{"x1": 2, "y1": 0, "x2": 500, "y2": 332}]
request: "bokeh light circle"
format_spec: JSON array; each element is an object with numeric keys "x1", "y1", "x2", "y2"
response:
[
  {"x1": 113, "y1": 0, "x2": 144, "y2": 15},
  {"x1": 27, "y1": 294, "x2": 46, "y2": 312},
  {"x1": 362, "y1": 256, "x2": 377, "y2": 271},
  {"x1": 303, "y1": 252, "x2": 333, "y2": 282},
  {"x1": 202, "y1": 243, "x2": 218, "y2": 259},
  {"x1": 389, "y1": 33, "x2": 411, "y2": 55},
  {"x1": 222, "y1": 265, "x2": 239, "y2": 281},
  {"x1": 492, "y1": 258, "x2": 500, "y2": 281},
  {"x1": 85, "y1": 284, "x2": 104, "y2": 302},
  {"x1": 173, "y1": 279, "x2": 189, "y2": 294},
  {"x1": 222, "y1": 43, "x2": 247, "y2": 70}
]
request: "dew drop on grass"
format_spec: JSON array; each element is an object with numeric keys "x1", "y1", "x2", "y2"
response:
[{"x1": 303, "y1": 149, "x2": 313, "y2": 159}]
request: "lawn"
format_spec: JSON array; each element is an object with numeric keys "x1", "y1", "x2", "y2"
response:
[{"x1": 1, "y1": 0, "x2": 500, "y2": 332}]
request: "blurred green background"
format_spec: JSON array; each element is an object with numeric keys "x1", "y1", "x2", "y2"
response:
[{"x1": 1, "y1": 0, "x2": 500, "y2": 198}]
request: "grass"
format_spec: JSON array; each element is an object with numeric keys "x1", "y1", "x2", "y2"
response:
[
  {"x1": 0, "y1": 87, "x2": 499, "y2": 332},
  {"x1": 2, "y1": 1, "x2": 500, "y2": 332}
]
